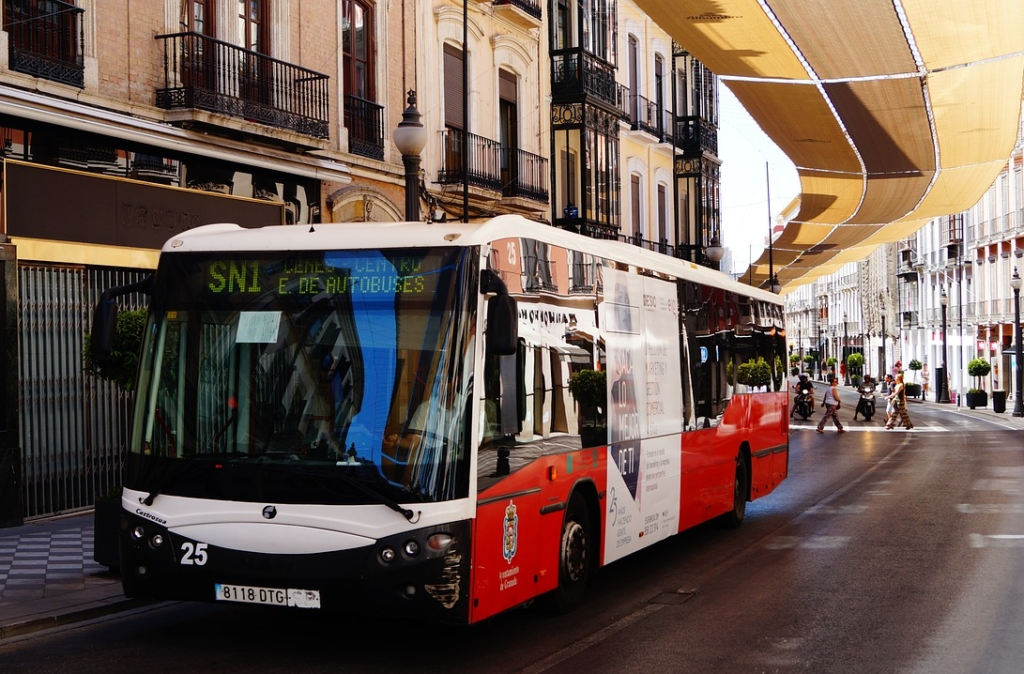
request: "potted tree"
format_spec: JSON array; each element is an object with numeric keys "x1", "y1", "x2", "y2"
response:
[
  {"x1": 966, "y1": 358, "x2": 992, "y2": 409},
  {"x1": 83, "y1": 307, "x2": 146, "y2": 570},
  {"x1": 738, "y1": 357, "x2": 773, "y2": 391},
  {"x1": 905, "y1": 359, "x2": 923, "y2": 398},
  {"x1": 847, "y1": 352, "x2": 865, "y2": 387},
  {"x1": 568, "y1": 368, "x2": 607, "y2": 448},
  {"x1": 826, "y1": 356, "x2": 838, "y2": 381}
]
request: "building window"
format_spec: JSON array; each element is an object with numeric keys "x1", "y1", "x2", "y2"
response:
[
  {"x1": 342, "y1": 0, "x2": 374, "y2": 100},
  {"x1": 499, "y1": 69, "x2": 519, "y2": 194},
  {"x1": 238, "y1": 0, "x2": 268, "y2": 53},
  {"x1": 630, "y1": 174, "x2": 641, "y2": 237}
]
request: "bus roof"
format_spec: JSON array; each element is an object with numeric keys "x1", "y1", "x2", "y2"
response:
[{"x1": 161, "y1": 215, "x2": 781, "y2": 304}]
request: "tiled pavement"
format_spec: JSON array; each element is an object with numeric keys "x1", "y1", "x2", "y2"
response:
[
  {"x1": 0, "y1": 521, "x2": 106, "y2": 603},
  {"x1": 0, "y1": 513, "x2": 138, "y2": 641}
]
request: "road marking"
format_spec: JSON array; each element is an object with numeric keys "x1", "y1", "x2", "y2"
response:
[
  {"x1": 957, "y1": 504, "x2": 1024, "y2": 514},
  {"x1": 805, "y1": 504, "x2": 869, "y2": 515},
  {"x1": 765, "y1": 535, "x2": 851, "y2": 550},
  {"x1": 969, "y1": 534, "x2": 1024, "y2": 548},
  {"x1": 792, "y1": 425, "x2": 948, "y2": 432},
  {"x1": 971, "y1": 479, "x2": 1024, "y2": 494}
]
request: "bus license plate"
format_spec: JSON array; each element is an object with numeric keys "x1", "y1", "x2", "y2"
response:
[{"x1": 215, "y1": 583, "x2": 321, "y2": 609}]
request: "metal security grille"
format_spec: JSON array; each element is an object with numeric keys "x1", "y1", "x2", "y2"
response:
[{"x1": 19, "y1": 264, "x2": 148, "y2": 519}]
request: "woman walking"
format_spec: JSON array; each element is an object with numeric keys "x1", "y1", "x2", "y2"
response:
[
  {"x1": 816, "y1": 376, "x2": 846, "y2": 433},
  {"x1": 886, "y1": 373, "x2": 914, "y2": 430}
]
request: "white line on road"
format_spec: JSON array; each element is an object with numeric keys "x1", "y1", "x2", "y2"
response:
[{"x1": 968, "y1": 534, "x2": 1024, "y2": 548}]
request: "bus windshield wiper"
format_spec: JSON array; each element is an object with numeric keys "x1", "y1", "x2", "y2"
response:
[
  {"x1": 140, "y1": 456, "x2": 219, "y2": 506},
  {"x1": 291, "y1": 464, "x2": 421, "y2": 523}
]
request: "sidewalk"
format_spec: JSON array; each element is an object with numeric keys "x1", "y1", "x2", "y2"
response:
[
  {"x1": 3, "y1": 394, "x2": 1023, "y2": 641},
  {"x1": 0, "y1": 512, "x2": 145, "y2": 641}
]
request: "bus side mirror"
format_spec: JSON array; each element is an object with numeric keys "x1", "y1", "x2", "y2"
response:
[
  {"x1": 487, "y1": 295, "x2": 518, "y2": 356},
  {"x1": 90, "y1": 298, "x2": 118, "y2": 358}
]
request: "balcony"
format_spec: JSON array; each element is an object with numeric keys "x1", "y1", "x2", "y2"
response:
[
  {"x1": 155, "y1": 32, "x2": 329, "y2": 141},
  {"x1": 623, "y1": 92, "x2": 669, "y2": 141},
  {"x1": 500, "y1": 147, "x2": 549, "y2": 202},
  {"x1": 345, "y1": 95, "x2": 384, "y2": 161},
  {"x1": 438, "y1": 128, "x2": 502, "y2": 192},
  {"x1": 493, "y1": 0, "x2": 542, "y2": 28},
  {"x1": 551, "y1": 49, "x2": 620, "y2": 112},
  {"x1": 673, "y1": 115, "x2": 718, "y2": 156},
  {"x1": 4, "y1": 0, "x2": 84, "y2": 87}
]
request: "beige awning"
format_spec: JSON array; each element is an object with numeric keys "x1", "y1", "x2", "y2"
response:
[{"x1": 636, "y1": 0, "x2": 1024, "y2": 291}]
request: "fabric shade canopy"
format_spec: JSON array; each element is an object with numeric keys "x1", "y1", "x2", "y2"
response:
[{"x1": 635, "y1": 0, "x2": 1024, "y2": 291}]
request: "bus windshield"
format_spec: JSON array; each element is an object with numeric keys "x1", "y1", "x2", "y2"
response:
[{"x1": 127, "y1": 246, "x2": 479, "y2": 506}]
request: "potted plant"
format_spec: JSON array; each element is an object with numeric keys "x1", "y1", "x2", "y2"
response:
[
  {"x1": 83, "y1": 307, "x2": 146, "y2": 570},
  {"x1": 905, "y1": 359, "x2": 923, "y2": 398},
  {"x1": 568, "y1": 368, "x2": 607, "y2": 447},
  {"x1": 966, "y1": 358, "x2": 992, "y2": 409},
  {"x1": 847, "y1": 352, "x2": 865, "y2": 386},
  {"x1": 738, "y1": 358, "x2": 773, "y2": 391}
]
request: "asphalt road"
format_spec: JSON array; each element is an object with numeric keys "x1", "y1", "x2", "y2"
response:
[{"x1": 2, "y1": 405, "x2": 1023, "y2": 674}]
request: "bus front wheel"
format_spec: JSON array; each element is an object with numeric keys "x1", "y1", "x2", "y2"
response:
[{"x1": 545, "y1": 493, "x2": 592, "y2": 614}]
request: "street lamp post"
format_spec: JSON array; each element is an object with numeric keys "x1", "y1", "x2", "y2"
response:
[
  {"x1": 843, "y1": 312, "x2": 850, "y2": 385},
  {"x1": 393, "y1": 90, "x2": 427, "y2": 222},
  {"x1": 939, "y1": 287, "x2": 950, "y2": 403},
  {"x1": 1012, "y1": 268, "x2": 1023, "y2": 417},
  {"x1": 881, "y1": 313, "x2": 887, "y2": 381}
]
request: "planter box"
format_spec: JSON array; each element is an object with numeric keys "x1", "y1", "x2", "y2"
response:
[
  {"x1": 904, "y1": 383, "x2": 922, "y2": 399},
  {"x1": 966, "y1": 391, "x2": 988, "y2": 410}
]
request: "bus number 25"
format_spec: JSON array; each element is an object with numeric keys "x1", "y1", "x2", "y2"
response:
[{"x1": 180, "y1": 542, "x2": 209, "y2": 566}]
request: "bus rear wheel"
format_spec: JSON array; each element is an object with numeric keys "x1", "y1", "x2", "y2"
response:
[
  {"x1": 719, "y1": 453, "x2": 748, "y2": 529},
  {"x1": 544, "y1": 493, "x2": 592, "y2": 614}
]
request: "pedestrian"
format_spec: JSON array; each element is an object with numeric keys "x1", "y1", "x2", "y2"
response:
[
  {"x1": 885, "y1": 372, "x2": 914, "y2": 430},
  {"x1": 881, "y1": 374, "x2": 897, "y2": 425},
  {"x1": 816, "y1": 376, "x2": 846, "y2": 433}
]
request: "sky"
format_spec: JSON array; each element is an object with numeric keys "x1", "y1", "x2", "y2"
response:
[{"x1": 718, "y1": 85, "x2": 801, "y2": 277}]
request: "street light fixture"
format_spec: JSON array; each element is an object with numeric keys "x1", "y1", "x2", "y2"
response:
[
  {"x1": 706, "y1": 235, "x2": 724, "y2": 269},
  {"x1": 843, "y1": 311, "x2": 850, "y2": 385},
  {"x1": 393, "y1": 90, "x2": 427, "y2": 222},
  {"x1": 1011, "y1": 267, "x2": 1023, "y2": 417},
  {"x1": 939, "y1": 287, "x2": 950, "y2": 403}
]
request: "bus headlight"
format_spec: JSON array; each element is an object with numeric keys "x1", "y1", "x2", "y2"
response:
[
  {"x1": 150, "y1": 534, "x2": 165, "y2": 548},
  {"x1": 132, "y1": 525, "x2": 146, "y2": 540},
  {"x1": 380, "y1": 547, "x2": 396, "y2": 563},
  {"x1": 403, "y1": 540, "x2": 420, "y2": 557}
]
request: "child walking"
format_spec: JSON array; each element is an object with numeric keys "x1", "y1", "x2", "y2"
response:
[{"x1": 816, "y1": 376, "x2": 846, "y2": 433}]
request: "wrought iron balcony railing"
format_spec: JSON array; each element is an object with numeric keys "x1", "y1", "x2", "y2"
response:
[
  {"x1": 438, "y1": 128, "x2": 548, "y2": 202},
  {"x1": 501, "y1": 147, "x2": 549, "y2": 202},
  {"x1": 4, "y1": 0, "x2": 84, "y2": 87},
  {"x1": 673, "y1": 115, "x2": 718, "y2": 156},
  {"x1": 552, "y1": 49, "x2": 620, "y2": 111},
  {"x1": 624, "y1": 92, "x2": 668, "y2": 140},
  {"x1": 438, "y1": 127, "x2": 502, "y2": 192},
  {"x1": 155, "y1": 32, "x2": 330, "y2": 139},
  {"x1": 493, "y1": 0, "x2": 542, "y2": 20},
  {"x1": 345, "y1": 95, "x2": 384, "y2": 160}
]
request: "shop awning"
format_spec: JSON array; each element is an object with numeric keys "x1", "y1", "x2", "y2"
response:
[{"x1": 635, "y1": 0, "x2": 1024, "y2": 291}]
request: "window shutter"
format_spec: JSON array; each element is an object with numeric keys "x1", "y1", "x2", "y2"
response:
[
  {"x1": 499, "y1": 69, "x2": 517, "y2": 103},
  {"x1": 444, "y1": 44, "x2": 464, "y2": 129}
]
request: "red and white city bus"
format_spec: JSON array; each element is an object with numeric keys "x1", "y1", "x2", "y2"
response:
[{"x1": 94, "y1": 214, "x2": 789, "y2": 624}]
